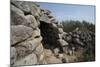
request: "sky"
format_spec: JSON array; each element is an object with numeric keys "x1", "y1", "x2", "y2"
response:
[{"x1": 37, "y1": 2, "x2": 95, "y2": 23}]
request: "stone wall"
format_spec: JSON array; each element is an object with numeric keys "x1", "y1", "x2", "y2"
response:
[{"x1": 10, "y1": 0, "x2": 95, "y2": 66}]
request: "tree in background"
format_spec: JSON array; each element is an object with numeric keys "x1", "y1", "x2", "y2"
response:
[{"x1": 62, "y1": 20, "x2": 95, "y2": 33}]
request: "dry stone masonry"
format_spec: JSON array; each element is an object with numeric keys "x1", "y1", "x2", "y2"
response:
[{"x1": 11, "y1": 0, "x2": 95, "y2": 66}]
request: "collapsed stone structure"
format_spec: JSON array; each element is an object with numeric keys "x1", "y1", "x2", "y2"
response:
[{"x1": 10, "y1": 1, "x2": 95, "y2": 66}]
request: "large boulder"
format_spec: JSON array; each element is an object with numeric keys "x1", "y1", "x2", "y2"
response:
[
  {"x1": 57, "y1": 39, "x2": 69, "y2": 47},
  {"x1": 58, "y1": 28, "x2": 64, "y2": 34},
  {"x1": 11, "y1": 1, "x2": 40, "y2": 17},
  {"x1": 58, "y1": 32, "x2": 67, "y2": 39},
  {"x1": 73, "y1": 38, "x2": 84, "y2": 46},
  {"x1": 65, "y1": 35, "x2": 72, "y2": 42},
  {"x1": 11, "y1": 2, "x2": 40, "y2": 29},
  {"x1": 16, "y1": 37, "x2": 42, "y2": 59},
  {"x1": 11, "y1": 1, "x2": 31, "y2": 13},
  {"x1": 11, "y1": 4, "x2": 26, "y2": 25},
  {"x1": 25, "y1": 15, "x2": 39, "y2": 29},
  {"x1": 54, "y1": 48, "x2": 60, "y2": 56},
  {"x1": 34, "y1": 44, "x2": 44, "y2": 55},
  {"x1": 40, "y1": 14, "x2": 51, "y2": 23},
  {"x1": 72, "y1": 34, "x2": 80, "y2": 38},
  {"x1": 11, "y1": 25, "x2": 33, "y2": 45},
  {"x1": 57, "y1": 53, "x2": 64, "y2": 59},
  {"x1": 44, "y1": 49, "x2": 53, "y2": 57},
  {"x1": 51, "y1": 23, "x2": 58, "y2": 28},
  {"x1": 14, "y1": 53, "x2": 38, "y2": 66}
]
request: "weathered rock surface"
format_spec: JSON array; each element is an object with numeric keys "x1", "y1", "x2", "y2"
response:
[
  {"x1": 11, "y1": 47, "x2": 17, "y2": 65},
  {"x1": 11, "y1": 0, "x2": 95, "y2": 66},
  {"x1": 40, "y1": 14, "x2": 51, "y2": 23},
  {"x1": 57, "y1": 39, "x2": 69, "y2": 47},
  {"x1": 46, "y1": 56, "x2": 62, "y2": 64},
  {"x1": 11, "y1": 25, "x2": 33, "y2": 45},
  {"x1": 14, "y1": 53, "x2": 38, "y2": 66},
  {"x1": 11, "y1": 1, "x2": 43, "y2": 66}
]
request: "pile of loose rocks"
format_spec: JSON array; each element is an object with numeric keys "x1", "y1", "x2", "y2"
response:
[{"x1": 10, "y1": 0, "x2": 95, "y2": 66}]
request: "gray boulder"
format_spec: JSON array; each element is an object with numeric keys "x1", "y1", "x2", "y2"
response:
[
  {"x1": 16, "y1": 36, "x2": 42, "y2": 58},
  {"x1": 11, "y1": 2, "x2": 40, "y2": 28},
  {"x1": 62, "y1": 46, "x2": 69, "y2": 54},
  {"x1": 16, "y1": 46, "x2": 27, "y2": 59},
  {"x1": 25, "y1": 15, "x2": 39, "y2": 29},
  {"x1": 73, "y1": 38, "x2": 84, "y2": 46},
  {"x1": 44, "y1": 49, "x2": 53, "y2": 57},
  {"x1": 58, "y1": 53, "x2": 64, "y2": 59},
  {"x1": 65, "y1": 35, "x2": 72, "y2": 42},
  {"x1": 54, "y1": 48, "x2": 60, "y2": 56},
  {"x1": 51, "y1": 23, "x2": 58, "y2": 28},
  {"x1": 58, "y1": 32, "x2": 67, "y2": 39},
  {"x1": 11, "y1": 25, "x2": 33, "y2": 45},
  {"x1": 58, "y1": 34, "x2": 63, "y2": 39},
  {"x1": 11, "y1": 1, "x2": 30, "y2": 13},
  {"x1": 72, "y1": 34, "x2": 80, "y2": 38},
  {"x1": 11, "y1": 4, "x2": 26, "y2": 25},
  {"x1": 34, "y1": 44, "x2": 44, "y2": 55},
  {"x1": 40, "y1": 14, "x2": 51, "y2": 23},
  {"x1": 11, "y1": 4, "x2": 24, "y2": 16},
  {"x1": 57, "y1": 39, "x2": 69, "y2": 46},
  {"x1": 58, "y1": 28, "x2": 64, "y2": 34},
  {"x1": 14, "y1": 53, "x2": 38, "y2": 66}
]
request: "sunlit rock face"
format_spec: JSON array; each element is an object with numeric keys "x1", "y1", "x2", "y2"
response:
[{"x1": 10, "y1": 0, "x2": 95, "y2": 66}]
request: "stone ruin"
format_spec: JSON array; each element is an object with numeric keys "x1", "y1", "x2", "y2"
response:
[{"x1": 10, "y1": 1, "x2": 95, "y2": 66}]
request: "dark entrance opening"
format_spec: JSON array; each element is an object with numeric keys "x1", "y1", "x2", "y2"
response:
[
  {"x1": 39, "y1": 21, "x2": 63, "y2": 52},
  {"x1": 39, "y1": 21, "x2": 53, "y2": 49}
]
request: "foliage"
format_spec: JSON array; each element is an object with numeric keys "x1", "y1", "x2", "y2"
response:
[{"x1": 62, "y1": 20, "x2": 95, "y2": 33}]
